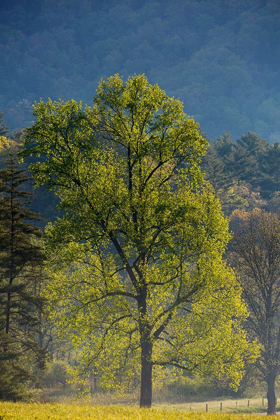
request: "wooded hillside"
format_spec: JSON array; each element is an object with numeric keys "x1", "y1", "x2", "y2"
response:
[{"x1": 0, "y1": 0, "x2": 280, "y2": 141}]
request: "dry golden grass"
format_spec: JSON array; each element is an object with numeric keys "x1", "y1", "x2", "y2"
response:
[
  {"x1": 0, "y1": 402, "x2": 273, "y2": 420},
  {"x1": 155, "y1": 397, "x2": 267, "y2": 413}
]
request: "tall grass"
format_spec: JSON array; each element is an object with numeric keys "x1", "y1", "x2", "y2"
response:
[
  {"x1": 156, "y1": 397, "x2": 267, "y2": 413},
  {"x1": 0, "y1": 403, "x2": 274, "y2": 420}
]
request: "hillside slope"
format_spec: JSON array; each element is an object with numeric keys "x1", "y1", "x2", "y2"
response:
[{"x1": 0, "y1": 0, "x2": 279, "y2": 140}]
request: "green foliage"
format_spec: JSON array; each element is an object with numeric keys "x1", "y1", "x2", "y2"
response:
[
  {"x1": 0, "y1": 114, "x2": 20, "y2": 165},
  {"x1": 41, "y1": 361, "x2": 70, "y2": 389},
  {"x1": 0, "y1": 348, "x2": 33, "y2": 401},
  {"x1": 0, "y1": 154, "x2": 47, "y2": 400},
  {"x1": 22, "y1": 74, "x2": 257, "y2": 406},
  {"x1": 229, "y1": 209, "x2": 280, "y2": 414},
  {"x1": 202, "y1": 132, "x2": 280, "y2": 215},
  {"x1": 163, "y1": 375, "x2": 242, "y2": 400},
  {"x1": 0, "y1": 136, "x2": 19, "y2": 154}
]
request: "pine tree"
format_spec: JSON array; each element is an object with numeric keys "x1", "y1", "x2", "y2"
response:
[
  {"x1": 0, "y1": 113, "x2": 9, "y2": 137},
  {"x1": 0, "y1": 154, "x2": 46, "y2": 400}
]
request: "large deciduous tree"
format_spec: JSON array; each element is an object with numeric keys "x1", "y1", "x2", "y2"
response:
[
  {"x1": 230, "y1": 209, "x2": 280, "y2": 415},
  {"x1": 22, "y1": 74, "x2": 254, "y2": 407}
]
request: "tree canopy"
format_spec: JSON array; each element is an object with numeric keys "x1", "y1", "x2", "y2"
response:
[
  {"x1": 22, "y1": 74, "x2": 256, "y2": 407},
  {"x1": 230, "y1": 209, "x2": 280, "y2": 415}
]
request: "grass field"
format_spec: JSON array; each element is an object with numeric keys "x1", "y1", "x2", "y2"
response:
[
  {"x1": 0, "y1": 402, "x2": 273, "y2": 420},
  {"x1": 155, "y1": 397, "x2": 267, "y2": 413}
]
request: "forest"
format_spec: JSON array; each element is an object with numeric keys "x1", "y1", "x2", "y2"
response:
[
  {"x1": 0, "y1": 0, "x2": 280, "y2": 141},
  {"x1": 0, "y1": 73, "x2": 280, "y2": 415}
]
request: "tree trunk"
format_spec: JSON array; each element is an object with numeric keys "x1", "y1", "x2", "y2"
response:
[
  {"x1": 5, "y1": 290, "x2": 11, "y2": 335},
  {"x1": 4, "y1": 290, "x2": 12, "y2": 352},
  {"x1": 267, "y1": 373, "x2": 277, "y2": 415},
  {"x1": 140, "y1": 339, "x2": 153, "y2": 408}
]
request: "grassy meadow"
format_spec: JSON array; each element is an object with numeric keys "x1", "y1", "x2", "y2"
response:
[
  {"x1": 0, "y1": 401, "x2": 272, "y2": 420},
  {"x1": 155, "y1": 398, "x2": 267, "y2": 413}
]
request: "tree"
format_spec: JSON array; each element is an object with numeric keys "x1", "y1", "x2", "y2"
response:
[
  {"x1": 0, "y1": 113, "x2": 9, "y2": 137},
  {"x1": 22, "y1": 74, "x2": 254, "y2": 407},
  {"x1": 0, "y1": 154, "x2": 46, "y2": 399},
  {"x1": 230, "y1": 209, "x2": 280, "y2": 415},
  {"x1": 236, "y1": 132, "x2": 267, "y2": 158},
  {"x1": 0, "y1": 136, "x2": 18, "y2": 155},
  {"x1": 201, "y1": 146, "x2": 227, "y2": 192},
  {"x1": 259, "y1": 142, "x2": 280, "y2": 201}
]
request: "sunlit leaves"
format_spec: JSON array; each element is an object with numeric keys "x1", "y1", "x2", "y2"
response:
[{"x1": 22, "y1": 74, "x2": 256, "y2": 402}]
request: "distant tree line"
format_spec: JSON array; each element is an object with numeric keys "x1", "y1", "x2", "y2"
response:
[
  {"x1": 202, "y1": 131, "x2": 280, "y2": 216},
  {"x1": 1, "y1": 0, "x2": 280, "y2": 141}
]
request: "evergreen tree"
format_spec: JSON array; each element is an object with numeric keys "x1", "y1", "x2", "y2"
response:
[
  {"x1": 259, "y1": 142, "x2": 280, "y2": 200},
  {"x1": 0, "y1": 113, "x2": 9, "y2": 137},
  {"x1": 212, "y1": 132, "x2": 234, "y2": 158},
  {"x1": 0, "y1": 154, "x2": 46, "y2": 400},
  {"x1": 236, "y1": 132, "x2": 267, "y2": 158},
  {"x1": 201, "y1": 147, "x2": 227, "y2": 192}
]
